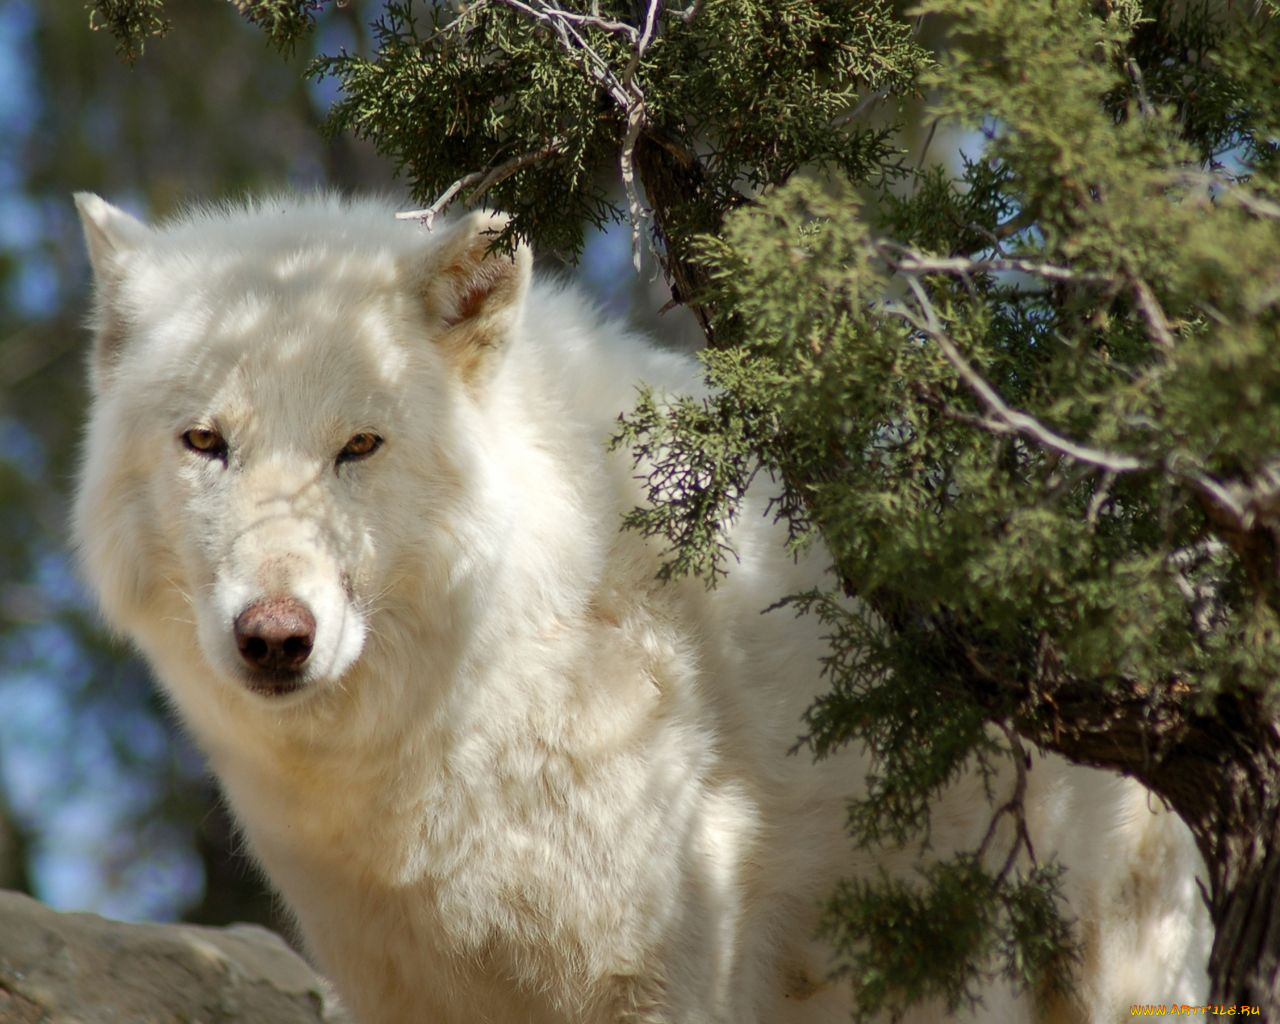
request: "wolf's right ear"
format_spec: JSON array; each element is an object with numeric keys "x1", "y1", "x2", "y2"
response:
[
  {"x1": 415, "y1": 210, "x2": 533, "y2": 386},
  {"x1": 74, "y1": 193, "x2": 151, "y2": 392}
]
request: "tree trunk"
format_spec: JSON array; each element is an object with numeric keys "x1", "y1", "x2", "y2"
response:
[
  {"x1": 0, "y1": 787, "x2": 32, "y2": 895},
  {"x1": 1207, "y1": 820, "x2": 1280, "y2": 1011},
  {"x1": 1019, "y1": 680, "x2": 1280, "y2": 1013},
  {"x1": 1168, "y1": 728, "x2": 1280, "y2": 1014}
]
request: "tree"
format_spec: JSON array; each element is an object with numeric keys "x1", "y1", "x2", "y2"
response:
[{"x1": 92, "y1": 0, "x2": 1280, "y2": 1016}]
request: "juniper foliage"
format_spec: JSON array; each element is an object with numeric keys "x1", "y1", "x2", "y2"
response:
[
  {"x1": 87, "y1": 0, "x2": 170, "y2": 62},
  {"x1": 93, "y1": 0, "x2": 1280, "y2": 1015}
]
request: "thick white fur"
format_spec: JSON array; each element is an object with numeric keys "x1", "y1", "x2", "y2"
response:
[{"x1": 72, "y1": 193, "x2": 1209, "y2": 1024}]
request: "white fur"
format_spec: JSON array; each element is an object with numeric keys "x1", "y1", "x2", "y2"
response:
[{"x1": 72, "y1": 193, "x2": 1209, "y2": 1023}]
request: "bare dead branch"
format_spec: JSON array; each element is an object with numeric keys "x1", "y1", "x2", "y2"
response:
[
  {"x1": 617, "y1": 0, "x2": 662, "y2": 270},
  {"x1": 974, "y1": 723, "x2": 1036, "y2": 883},
  {"x1": 879, "y1": 246, "x2": 1105, "y2": 285},
  {"x1": 524, "y1": 4, "x2": 639, "y2": 39},
  {"x1": 1085, "y1": 470, "x2": 1116, "y2": 527},
  {"x1": 828, "y1": 88, "x2": 892, "y2": 131},
  {"x1": 1131, "y1": 276, "x2": 1176, "y2": 352},
  {"x1": 1166, "y1": 539, "x2": 1228, "y2": 641},
  {"x1": 671, "y1": 0, "x2": 702, "y2": 22},
  {"x1": 1170, "y1": 169, "x2": 1280, "y2": 220},
  {"x1": 397, "y1": 136, "x2": 567, "y2": 227}
]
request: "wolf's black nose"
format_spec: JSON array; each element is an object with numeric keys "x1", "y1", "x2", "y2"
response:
[{"x1": 234, "y1": 598, "x2": 316, "y2": 676}]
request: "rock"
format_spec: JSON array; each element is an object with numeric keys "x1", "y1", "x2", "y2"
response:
[{"x1": 0, "y1": 889, "x2": 351, "y2": 1023}]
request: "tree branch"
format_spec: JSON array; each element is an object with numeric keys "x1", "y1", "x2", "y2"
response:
[
  {"x1": 879, "y1": 243, "x2": 1277, "y2": 539},
  {"x1": 397, "y1": 136, "x2": 568, "y2": 228},
  {"x1": 884, "y1": 281, "x2": 1147, "y2": 474},
  {"x1": 618, "y1": 0, "x2": 661, "y2": 270},
  {"x1": 1130, "y1": 275, "x2": 1176, "y2": 353},
  {"x1": 878, "y1": 247, "x2": 1104, "y2": 285}
]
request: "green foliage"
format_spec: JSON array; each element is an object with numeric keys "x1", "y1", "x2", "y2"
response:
[
  {"x1": 230, "y1": 0, "x2": 327, "y2": 55},
  {"x1": 612, "y1": 380, "x2": 762, "y2": 585},
  {"x1": 311, "y1": 0, "x2": 927, "y2": 256},
  {"x1": 1109, "y1": 0, "x2": 1280, "y2": 170},
  {"x1": 823, "y1": 860, "x2": 1075, "y2": 1021},
  {"x1": 87, "y1": 0, "x2": 169, "y2": 62},
  {"x1": 89, "y1": 0, "x2": 329, "y2": 60}
]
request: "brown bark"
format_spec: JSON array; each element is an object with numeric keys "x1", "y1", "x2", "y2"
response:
[
  {"x1": 634, "y1": 129, "x2": 736, "y2": 348},
  {"x1": 1208, "y1": 813, "x2": 1280, "y2": 1010},
  {"x1": 0, "y1": 788, "x2": 32, "y2": 895}
]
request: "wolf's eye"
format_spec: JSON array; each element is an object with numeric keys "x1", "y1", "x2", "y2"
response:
[
  {"x1": 181, "y1": 428, "x2": 228, "y2": 460},
  {"x1": 337, "y1": 432, "x2": 383, "y2": 465}
]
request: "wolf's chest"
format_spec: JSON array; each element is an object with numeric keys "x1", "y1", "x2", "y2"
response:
[
  {"x1": 236, "y1": 710, "x2": 707, "y2": 932},
  {"x1": 234, "y1": 730, "x2": 711, "y2": 1023}
]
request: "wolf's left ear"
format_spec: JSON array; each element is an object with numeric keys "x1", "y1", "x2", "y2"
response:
[
  {"x1": 418, "y1": 211, "x2": 532, "y2": 382},
  {"x1": 74, "y1": 193, "x2": 150, "y2": 281},
  {"x1": 74, "y1": 193, "x2": 151, "y2": 392}
]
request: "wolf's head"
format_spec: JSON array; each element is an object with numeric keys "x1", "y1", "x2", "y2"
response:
[{"x1": 73, "y1": 194, "x2": 533, "y2": 722}]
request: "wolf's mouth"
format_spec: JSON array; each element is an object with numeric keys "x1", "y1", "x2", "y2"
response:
[{"x1": 240, "y1": 668, "x2": 308, "y2": 699}]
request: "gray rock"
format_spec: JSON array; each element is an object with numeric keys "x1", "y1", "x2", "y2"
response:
[{"x1": 0, "y1": 890, "x2": 351, "y2": 1023}]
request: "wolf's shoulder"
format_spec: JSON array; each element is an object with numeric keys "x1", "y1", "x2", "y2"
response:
[{"x1": 517, "y1": 282, "x2": 703, "y2": 426}]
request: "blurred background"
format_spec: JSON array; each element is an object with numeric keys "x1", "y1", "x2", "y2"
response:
[{"x1": 0, "y1": 0, "x2": 661, "y2": 936}]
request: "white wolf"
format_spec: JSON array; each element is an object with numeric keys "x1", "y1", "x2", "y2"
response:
[{"x1": 73, "y1": 193, "x2": 1208, "y2": 1024}]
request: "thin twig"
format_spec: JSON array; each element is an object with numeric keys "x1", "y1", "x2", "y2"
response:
[
  {"x1": 974, "y1": 723, "x2": 1035, "y2": 881},
  {"x1": 879, "y1": 246, "x2": 1105, "y2": 285},
  {"x1": 1168, "y1": 169, "x2": 1280, "y2": 220},
  {"x1": 492, "y1": 0, "x2": 632, "y2": 105},
  {"x1": 617, "y1": 0, "x2": 662, "y2": 270},
  {"x1": 486, "y1": 0, "x2": 659, "y2": 269},
  {"x1": 1126, "y1": 58, "x2": 1154, "y2": 119},
  {"x1": 1085, "y1": 471, "x2": 1116, "y2": 527},
  {"x1": 397, "y1": 136, "x2": 567, "y2": 226},
  {"x1": 527, "y1": 4, "x2": 638, "y2": 39},
  {"x1": 829, "y1": 88, "x2": 891, "y2": 130},
  {"x1": 1230, "y1": 190, "x2": 1280, "y2": 220},
  {"x1": 916, "y1": 118, "x2": 938, "y2": 169},
  {"x1": 397, "y1": 177, "x2": 473, "y2": 229},
  {"x1": 465, "y1": 135, "x2": 567, "y2": 206},
  {"x1": 671, "y1": 0, "x2": 702, "y2": 22}
]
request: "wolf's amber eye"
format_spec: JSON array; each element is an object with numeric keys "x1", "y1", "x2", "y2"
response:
[
  {"x1": 181, "y1": 428, "x2": 228, "y2": 460},
  {"x1": 337, "y1": 432, "x2": 383, "y2": 464}
]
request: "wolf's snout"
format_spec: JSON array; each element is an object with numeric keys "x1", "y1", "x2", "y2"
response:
[{"x1": 234, "y1": 598, "x2": 316, "y2": 678}]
